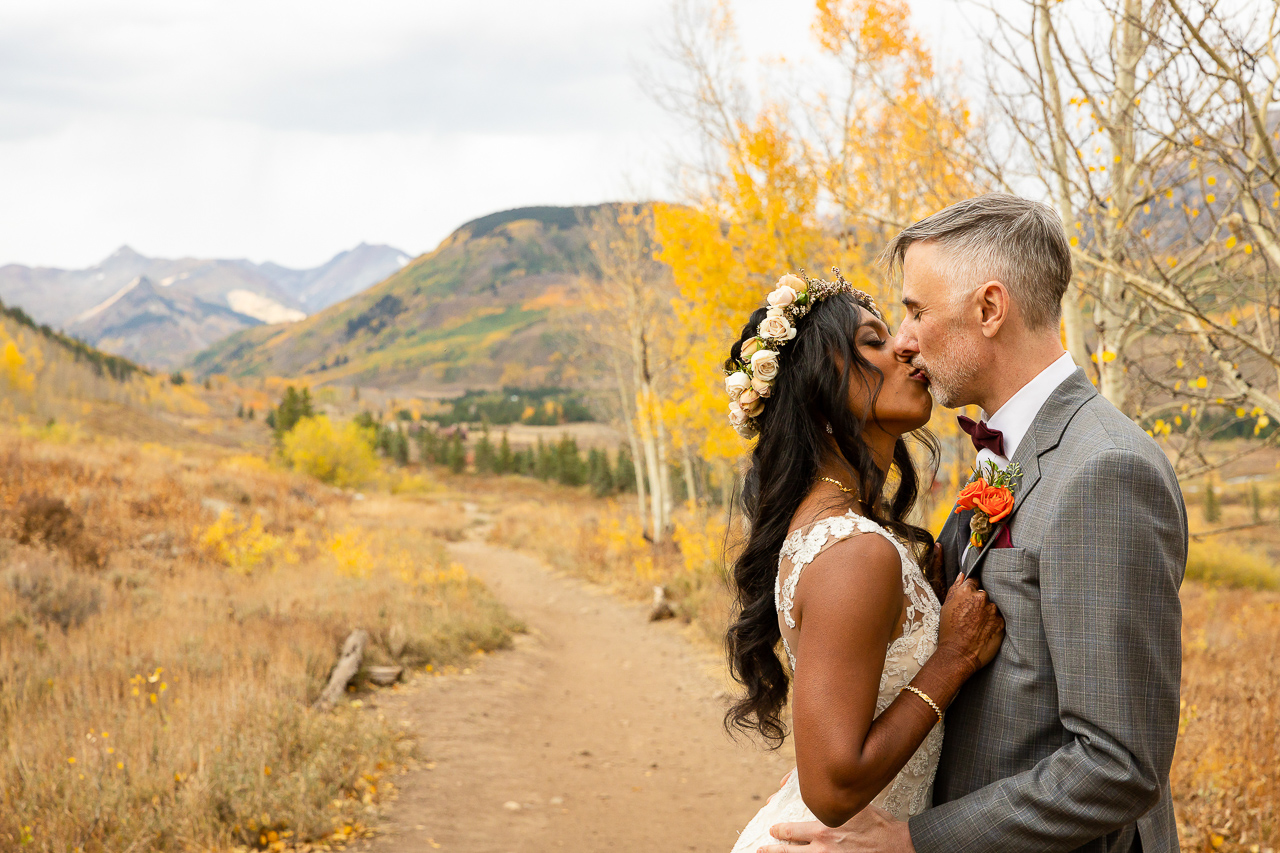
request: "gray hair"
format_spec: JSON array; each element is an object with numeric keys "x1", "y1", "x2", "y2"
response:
[{"x1": 881, "y1": 193, "x2": 1072, "y2": 330}]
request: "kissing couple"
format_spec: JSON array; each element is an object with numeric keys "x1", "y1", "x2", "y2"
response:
[{"x1": 723, "y1": 194, "x2": 1187, "y2": 853}]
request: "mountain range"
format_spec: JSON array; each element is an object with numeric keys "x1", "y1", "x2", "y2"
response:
[
  {"x1": 0, "y1": 243, "x2": 410, "y2": 368},
  {"x1": 190, "y1": 206, "x2": 606, "y2": 394}
]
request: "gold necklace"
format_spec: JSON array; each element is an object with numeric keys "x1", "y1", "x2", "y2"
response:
[{"x1": 818, "y1": 476, "x2": 855, "y2": 493}]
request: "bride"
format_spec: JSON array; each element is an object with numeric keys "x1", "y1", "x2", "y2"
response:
[{"x1": 722, "y1": 272, "x2": 1005, "y2": 851}]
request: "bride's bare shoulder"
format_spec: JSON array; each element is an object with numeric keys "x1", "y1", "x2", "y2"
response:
[{"x1": 792, "y1": 527, "x2": 902, "y2": 604}]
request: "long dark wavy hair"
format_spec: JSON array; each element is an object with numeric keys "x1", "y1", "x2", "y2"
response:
[{"x1": 724, "y1": 290, "x2": 937, "y2": 748}]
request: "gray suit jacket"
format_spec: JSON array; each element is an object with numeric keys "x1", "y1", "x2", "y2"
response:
[{"x1": 908, "y1": 369, "x2": 1187, "y2": 852}]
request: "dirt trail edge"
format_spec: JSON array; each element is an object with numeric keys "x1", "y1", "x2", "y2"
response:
[{"x1": 366, "y1": 537, "x2": 793, "y2": 853}]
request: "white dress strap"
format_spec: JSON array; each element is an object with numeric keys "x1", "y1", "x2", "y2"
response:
[{"x1": 774, "y1": 510, "x2": 911, "y2": 670}]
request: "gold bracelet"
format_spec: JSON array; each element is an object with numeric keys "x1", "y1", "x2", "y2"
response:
[{"x1": 903, "y1": 685, "x2": 943, "y2": 723}]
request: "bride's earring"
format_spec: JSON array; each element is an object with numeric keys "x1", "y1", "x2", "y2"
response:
[{"x1": 825, "y1": 423, "x2": 834, "y2": 434}]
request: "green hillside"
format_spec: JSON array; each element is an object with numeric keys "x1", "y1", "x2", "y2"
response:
[{"x1": 189, "y1": 206, "x2": 608, "y2": 392}]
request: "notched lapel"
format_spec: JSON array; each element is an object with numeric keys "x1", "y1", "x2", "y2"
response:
[{"x1": 965, "y1": 368, "x2": 1096, "y2": 583}]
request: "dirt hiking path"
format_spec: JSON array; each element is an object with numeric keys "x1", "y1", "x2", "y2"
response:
[{"x1": 365, "y1": 536, "x2": 793, "y2": 853}]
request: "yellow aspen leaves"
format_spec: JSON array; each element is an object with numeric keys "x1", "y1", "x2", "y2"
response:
[
  {"x1": 1, "y1": 339, "x2": 35, "y2": 393},
  {"x1": 1195, "y1": 376, "x2": 1208, "y2": 389}
]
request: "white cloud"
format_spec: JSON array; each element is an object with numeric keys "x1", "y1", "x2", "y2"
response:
[{"x1": 0, "y1": 0, "x2": 979, "y2": 270}]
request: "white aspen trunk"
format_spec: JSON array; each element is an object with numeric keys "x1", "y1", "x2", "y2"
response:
[
  {"x1": 612, "y1": 354, "x2": 648, "y2": 532},
  {"x1": 1096, "y1": 0, "x2": 1143, "y2": 414},
  {"x1": 682, "y1": 446, "x2": 699, "y2": 509},
  {"x1": 637, "y1": 385, "x2": 664, "y2": 543},
  {"x1": 656, "y1": 411, "x2": 674, "y2": 536}
]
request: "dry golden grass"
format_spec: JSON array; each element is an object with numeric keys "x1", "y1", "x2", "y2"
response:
[
  {"x1": 488, "y1": 493, "x2": 733, "y2": 645},
  {"x1": 484, "y1": 481, "x2": 1280, "y2": 853},
  {"x1": 0, "y1": 434, "x2": 521, "y2": 852},
  {"x1": 1175, "y1": 585, "x2": 1280, "y2": 852}
]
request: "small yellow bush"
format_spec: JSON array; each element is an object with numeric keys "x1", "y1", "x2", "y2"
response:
[
  {"x1": 328, "y1": 527, "x2": 374, "y2": 579},
  {"x1": 199, "y1": 510, "x2": 283, "y2": 575},
  {"x1": 1185, "y1": 540, "x2": 1279, "y2": 590},
  {"x1": 278, "y1": 416, "x2": 377, "y2": 487}
]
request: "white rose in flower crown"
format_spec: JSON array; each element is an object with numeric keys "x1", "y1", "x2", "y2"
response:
[
  {"x1": 778, "y1": 273, "x2": 808, "y2": 295},
  {"x1": 728, "y1": 400, "x2": 749, "y2": 427},
  {"x1": 751, "y1": 376, "x2": 772, "y2": 396},
  {"x1": 766, "y1": 305, "x2": 785, "y2": 319},
  {"x1": 741, "y1": 337, "x2": 762, "y2": 358},
  {"x1": 767, "y1": 284, "x2": 797, "y2": 309},
  {"x1": 725, "y1": 371, "x2": 751, "y2": 397},
  {"x1": 734, "y1": 420, "x2": 758, "y2": 439},
  {"x1": 750, "y1": 349, "x2": 780, "y2": 381},
  {"x1": 758, "y1": 313, "x2": 796, "y2": 342},
  {"x1": 738, "y1": 388, "x2": 764, "y2": 417}
]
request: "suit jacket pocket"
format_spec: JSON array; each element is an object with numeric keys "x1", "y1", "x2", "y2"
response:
[{"x1": 978, "y1": 546, "x2": 1029, "y2": 574}]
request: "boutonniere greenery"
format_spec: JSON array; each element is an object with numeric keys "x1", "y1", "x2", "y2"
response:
[{"x1": 954, "y1": 461, "x2": 1023, "y2": 548}]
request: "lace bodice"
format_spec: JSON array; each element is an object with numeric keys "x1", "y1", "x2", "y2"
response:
[{"x1": 755, "y1": 509, "x2": 943, "y2": 827}]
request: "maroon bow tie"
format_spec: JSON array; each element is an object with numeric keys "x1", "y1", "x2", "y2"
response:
[{"x1": 958, "y1": 415, "x2": 1006, "y2": 457}]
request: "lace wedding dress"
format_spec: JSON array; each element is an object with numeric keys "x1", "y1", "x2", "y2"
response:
[{"x1": 730, "y1": 511, "x2": 944, "y2": 853}]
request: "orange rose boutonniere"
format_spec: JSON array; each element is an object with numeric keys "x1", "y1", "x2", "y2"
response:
[{"x1": 954, "y1": 461, "x2": 1023, "y2": 548}]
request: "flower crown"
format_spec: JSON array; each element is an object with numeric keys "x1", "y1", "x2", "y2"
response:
[{"x1": 725, "y1": 268, "x2": 883, "y2": 439}]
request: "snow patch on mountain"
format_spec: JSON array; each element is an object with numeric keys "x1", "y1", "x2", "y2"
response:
[{"x1": 226, "y1": 290, "x2": 306, "y2": 325}]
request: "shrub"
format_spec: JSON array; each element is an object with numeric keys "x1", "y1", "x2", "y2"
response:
[
  {"x1": 5, "y1": 548, "x2": 101, "y2": 632},
  {"x1": 199, "y1": 510, "x2": 284, "y2": 575},
  {"x1": 15, "y1": 495, "x2": 105, "y2": 569},
  {"x1": 1185, "y1": 540, "x2": 1278, "y2": 590},
  {"x1": 278, "y1": 416, "x2": 378, "y2": 488}
]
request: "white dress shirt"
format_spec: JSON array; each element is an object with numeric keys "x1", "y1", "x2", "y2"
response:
[
  {"x1": 961, "y1": 351, "x2": 1077, "y2": 565},
  {"x1": 972, "y1": 351, "x2": 1078, "y2": 473}
]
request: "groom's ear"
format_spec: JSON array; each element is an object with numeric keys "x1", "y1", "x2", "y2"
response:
[{"x1": 977, "y1": 280, "x2": 1011, "y2": 339}]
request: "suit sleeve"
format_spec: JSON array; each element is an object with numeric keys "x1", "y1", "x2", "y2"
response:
[{"x1": 908, "y1": 448, "x2": 1186, "y2": 851}]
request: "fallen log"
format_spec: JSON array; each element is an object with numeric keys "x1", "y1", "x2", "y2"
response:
[{"x1": 313, "y1": 629, "x2": 368, "y2": 710}]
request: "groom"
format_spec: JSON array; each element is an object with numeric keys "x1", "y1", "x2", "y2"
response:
[{"x1": 765, "y1": 194, "x2": 1187, "y2": 852}]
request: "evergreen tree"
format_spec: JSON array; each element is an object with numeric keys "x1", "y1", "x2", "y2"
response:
[
  {"x1": 496, "y1": 432, "x2": 514, "y2": 474},
  {"x1": 391, "y1": 429, "x2": 410, "y2": 466},
  {"x1": 236, "y1": 403, "x2": 245, "y2": 418},
  {"x1": 271, "y1": 386, "x2": 314, "y2": 437},
  {"x1": 556, "y1": 435, "x2": 585, "y2": 486},
  {"x1": 474, "y1": 428, "x2": 496, "y2": 474},
  {"x1": 588, "y1": 448, "x2": 614, "y2": 496},
  {"x1": 417, "y1": 427, "x2": 438, "y2": 465},
  {"x1": 534, "y1": 439, "x2": 553, "y2": 481},
  {"x1": 614, "y1": 446, "x2": 637, "y2": 492},
  {"x1": 447, "y1": 433, "x2": 467, "y2": 474},
  {"x1": 1204, "y1": 478, "x2": 1221, "y2": 524},
  {"x1": 246, "y1": 406, "x2": 255, "y2": 420}
]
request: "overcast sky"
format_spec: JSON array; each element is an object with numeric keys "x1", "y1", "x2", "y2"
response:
[{"x1": 0, "y1": 0, "x2": 977, "y2": 270}]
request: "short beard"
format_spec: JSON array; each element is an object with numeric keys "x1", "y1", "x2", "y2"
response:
[{"x1": 913, "y1": 328, "x2": 982, "y2": 409}]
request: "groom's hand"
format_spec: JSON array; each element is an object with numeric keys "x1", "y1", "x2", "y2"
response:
[{"x1": 759, "y1": 806, "x2": 914, "y2": 853}]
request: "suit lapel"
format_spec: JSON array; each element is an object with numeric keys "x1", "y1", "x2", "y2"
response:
[
  {"x1": 940, "y1": 508, "x2": 970, "y2": 586},
  {"x1": 963, "y1": 368, "x2": 1097, "y2": 584}
]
